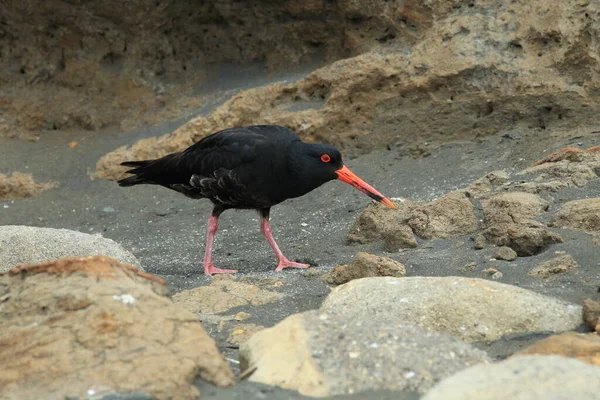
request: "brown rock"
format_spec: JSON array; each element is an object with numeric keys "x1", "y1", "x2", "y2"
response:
[
  {"x1": 465, "y1": 170, "x2": 510, "y2": 196},
  {"x1": 494, "y1": 246, "x2": 518, "y2": 261},
  {"x1": 0, "y1": 256, "x2": 234, "y2": 399},
  {"x1": 408, "y1": 191, "x2": 479, "y2": 240},
  {"x1": 515, "y1": 332, "x2": 600, "y2": 367},
  {"x1": 481, "y1": 223, "x2": 563, "y2": 256},
  {"x1": 0, "y1": 172, "x2": 58, "y2": 200},
  {"x1": 321, "y1": 252, "x2": 406, "y2": 285},
  {"x1": 528, "y1": 255, "x2": 579, "y2": 279},
  {"x1": 347, "y1": 201, "x2": 417, "y2": 250},
  {"x1": 583, "y1": 298, "x2": 600, "y2": 332},
  {"x1": 481, "y1": 192, "x2": 548, "y2": 226},
  {"x1": 173, "y1": 274, "x2": 284, "y2": 314},
  {"x1": 474, "y1": 234, "x2": 487, "y2": 249},
  {"x1": 227, "y1": 324, "x2": 265, "y2": 346},
  {"x1": 552, "y1": 198, "x2": 600, "y2": 232}
]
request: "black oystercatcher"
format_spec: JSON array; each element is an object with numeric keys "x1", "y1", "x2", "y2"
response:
[{"x1": 118, "y1": 125, "x2": 395, "y2": 275}]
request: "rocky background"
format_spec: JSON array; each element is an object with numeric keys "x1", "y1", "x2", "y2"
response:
[{"x1": 1, "y1": 1, "x2": 600, "y2": 399}]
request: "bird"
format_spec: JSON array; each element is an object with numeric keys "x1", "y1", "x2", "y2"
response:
[{"x1": 118, "y1": 125, "x2": 396, "y2": 275}]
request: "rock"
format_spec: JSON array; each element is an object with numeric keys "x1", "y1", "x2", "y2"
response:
[
  {"x1": 528, "y1": 254, "x2": 578, "y2": 279},
  {"x1": 473, "y1": 234, "x2": 487, "y2": 249},
  {"x1": 0, "y1": 256, "x2": 234, "y2": 399},
  {"x1": 422, "y1": 356, "x2": 600, "y2": 400},
  {"x1": 0, "y1": 225, "x2": 142, "y2": 272},
  {"x1": 408, "y1": 191, "x2": 479, "y2": 240},
  {"x1": 239, "y1": 310, "x2": 490, "y2": 397},
  {"x1": 172, "y1": 274, "x2": 283, "y2": 314},
  {"x1": 514, "y1": 332, "x2": 600, "y2": 367},
  {"x1": 347, "y1": 201, "x2": 418, "y2": 251},
  {"x1": 480, "y1": 223, "x2": 563, "y2": 256},
  {"x1": 494, "y1": 246, "x2": 518, "y2": 261},
  {"x1": 583, "y1": 298, "x2": 600, "y2": 332},
  {"x1": 321, "y1": 252, "x2": 406, "y2": 285},
  {"x1": 227, "y1": 324, "x2": 265, "y2": 346},
  {"x1": 481, "y1": 192, "x2": 548, "y2": 226},
  {"x1": 465, "y1": 170, "x2": 510, "y2": 196},
  {"x1": 0, "y1": 172, "x2": 58, "y2": 200},
  {"x1": 481, "y1": 267, "x2": 500, "y2": 277},
  {"x1": 552, "y1": 198, "x2": 600, "y2": 232},
  {"x1": 320, "y1": 277, "x2": 582, "y2": 343}
]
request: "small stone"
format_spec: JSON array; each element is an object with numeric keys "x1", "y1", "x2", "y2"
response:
[
  {"x1": 491, "y1": 271, "x2": 503, "y2": 280},
  {"x1": 494, "y1": 246, "x2": 517, "y2": 261},
  {"x1": 459, "y1": 262, "x2": 478, "y2": 274},
  {"x1": 474, "y1": 234, "x2": 486, "y2": 249},
  {"x1": 102, "y1": 206, "x2": 115, "y2": 213},
  {"x1": 234, "y1": 312, "x2": 251, "y2": 321},
  {"x1": 481, "y1": 268, "x2": 499, "y2": 277}
]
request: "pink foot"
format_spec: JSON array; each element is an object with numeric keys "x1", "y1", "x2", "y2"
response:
[
  {"x1": 204, "y1": 264, "x2": 238, "y2": 276},
  {"x1": 274, "y1": 259, "x2": 310, "y2": 272}
]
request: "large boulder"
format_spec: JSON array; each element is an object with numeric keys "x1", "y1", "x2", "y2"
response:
[
  {"x1": 0, "y1": 256, "x2": 234, "y2": 399},
  {"x1": 321, "y1": 277, "x2": 582, "y2": 343},
  {"x1": 0, "y1": 225, "x2": 141, "y2": 272},
  {"x1": 422, "y1": 356, "x2": 600, "y2": 400},
  {"x1": 239, "y1": 309, "x2": 490, "y2": 397}
]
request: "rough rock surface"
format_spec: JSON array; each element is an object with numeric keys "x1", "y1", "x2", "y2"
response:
[
  {"x1": 347, "y1": 201, "x2": 417, "y2": 250},
  {"x1": 481, "y1": 192, "x2": 548, "y2": 225},
  {"x1": 239, "y1": 310, "x2": 490, "y2": 397},
  {"x1": 320, "y1": 277, "x2": 582, "y2": 343},
  {"x1": 0, "y1": 225, "x2": 141, "y2": 272},
  {"x1": 515, "y1": 332, "x2": 600, "y2": 367},
  {"x1": 321, "y1": 252, "x2": 406, "y2": 285},
  {"x1": 0, "y1": 256, "x2": 234, "y2": 400},
  {"x1": 479, "y1": 223, "x2": 563, "y2": 256},
  {"x1": 552, "y1": 198, "x2": 600, "y2": 232},
  {"x1": 528, "y1": 254, "x2": 579, "y2": 279},
  {"x1": 172, "y1": 274, "x2": 283, "y2": 314},
  {"x1": 408, "y1": 191, "x2": 479, "y2": 240},
  {"x1": 422, "y1": 356, "x2": 600, "y2": 400},
  {"x1": 0, "y1": 172, "x2": 58, "y2": 200},
  {"x1": 94, "y1": 0, "x2": 600, "y2": 181}
]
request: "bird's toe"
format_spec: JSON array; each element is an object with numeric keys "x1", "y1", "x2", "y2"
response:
[{"x1": 274, "y1": 259, "x2": 310, "y2": 271}]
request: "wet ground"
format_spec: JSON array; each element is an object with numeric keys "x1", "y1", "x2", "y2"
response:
[{"x1": 2, "y1": 69, "x2": 600, "y2": 398}]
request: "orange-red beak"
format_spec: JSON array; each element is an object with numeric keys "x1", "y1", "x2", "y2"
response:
[{"x1": 335, "y1": 165, "x2": 396, "y2": 209}]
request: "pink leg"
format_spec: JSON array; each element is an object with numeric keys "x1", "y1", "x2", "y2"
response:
[
  {"x1": 260, "y1": 216, "x2": 309, "y2": 271},
  {"x1": 203, "y1": 215, "x2": 238, "y2": 275}
]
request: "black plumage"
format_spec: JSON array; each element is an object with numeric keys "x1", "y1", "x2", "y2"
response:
[{"x1": 118, "y1": 125, "x2": 395, "y2": 275}]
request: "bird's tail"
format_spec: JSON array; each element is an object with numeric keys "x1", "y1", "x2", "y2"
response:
[{"x1": 117, "y1": 160, "x2": 153, "y2": 187}]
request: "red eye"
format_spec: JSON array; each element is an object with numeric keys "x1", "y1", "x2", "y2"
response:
[{"x1": 321, "y1": 154, "x2": 331, "y2": 163}]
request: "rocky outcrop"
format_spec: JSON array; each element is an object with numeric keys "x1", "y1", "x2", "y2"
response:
[
  {"x1": 0, "y1": 256, "x2": 234, "y2": 400},
  {"x1": 93, "y1": 0, "x2": 600, "y2": 181},
  {"x1": 423, "y1": 356, "x2": 600, "y2": 400},
  {"x1": 0, "y1": 172, "x2": 57, "y2": 200},
  {"x1": 552, "y1": 198, "x2": 600, "y2": 232},
  {"x1": 0, "y1": 226, "x2": 141, "y2": 272},
  {"x1": 239, "y1": 309, "x2": 489, "y2": 397},
  {"x1": 320, "y1": 277, "x2": 582, "y2": 343}
]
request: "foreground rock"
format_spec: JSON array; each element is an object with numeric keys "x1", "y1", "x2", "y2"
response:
[
  {"x1": 515, "y1": 332, "x2": 600, "y2": 366},
  {"x1": 0, "y1": 172, "x2": 57, "y2": 200},
  {"x1": 422, "y1": 356, "x2": 600, "y2": 400},
  {"x1": 552, "y1": 198, "x2": 600, "y2": 232},
  {"x1": 321, "y1": 252, "x2": 406, "y2": 285},
  {"x1": 0, "y1": 225, "x2": 141, "y2": 272},
  {"x1": 321, "y1": 277, "x2": 582, "y2": 343},
  {"x1": 0, "y1": 256, "x2": 234, "y2": 399},
  {"x1": 584, "y1": 298, "x2": 600, "y2": 332},
  {"x1": 240, "y1": 310, "x2": 489, "y2": 397}
]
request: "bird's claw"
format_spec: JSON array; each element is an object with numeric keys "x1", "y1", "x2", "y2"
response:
[
  {"x1": 204, "y1": 264, "x2": 238, "y2": 276},
  {"x1": 274, "y1": 259, "x2": 310, "y2": 271}
]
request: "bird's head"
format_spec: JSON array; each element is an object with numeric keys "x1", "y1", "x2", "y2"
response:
[{"x1": 299, "y1": 144, "x2": 396, "y2": 209}]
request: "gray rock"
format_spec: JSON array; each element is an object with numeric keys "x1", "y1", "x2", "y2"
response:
[
  {"x1": 240, "y1": 309, "x2": 490, "y2": 397},
  {"x1": 494, "y1": 246, "x2": 517, "y2": 261},
  {"x1": 321, "y1": 277, "x2": 582, "y2": 343},
  {"x1": 422, "y1": 355, "x2": 600, "y2": 400},
  {"x1": 0, "y1": 225, "x2": 141, "y2": 271}
]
